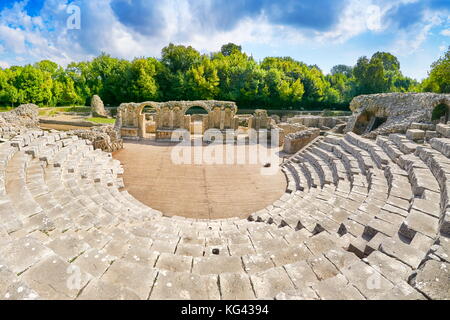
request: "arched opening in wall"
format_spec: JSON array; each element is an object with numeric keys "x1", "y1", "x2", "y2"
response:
[
  {"x1": 185, "y1": 106, "x2": 209, "y2": 134},
  {"x1": 141, "y1": 105, "x2": 157, "y2": 134},
  {"x1": 353, "y1": 111, "x2": 387, "y2": 135},
  {"x1": 432, "y1": 103, "x2": 450, "y2": 123},
  {"x1": 185, "y1": 106, "x2": 208, "y2": 115},
  {"x1": 370, "y1": 116, "x2": 387, "y2": 131},
  {"x1": 142, "y1": 105, "x2": 157, "y2": 117}
]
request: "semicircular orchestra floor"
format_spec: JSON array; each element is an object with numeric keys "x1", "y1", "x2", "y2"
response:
[{"x1": 113, "y1": 140, "x2": 287, "y2": 219}]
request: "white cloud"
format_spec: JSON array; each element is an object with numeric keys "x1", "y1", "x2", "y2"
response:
[
  {"x1": 390, "y1": 9, "x2": 445, "y2": 56},
  {"x1": 441, "y1": 29, "x2": 450, "y2": 36},
  {"x1": 0, "y1": 0, "x2": 445, "y2": 80},
  {"x1": 313, "y1": 0, "x2": 403, "y2": 44},
  {"x1": 0, "y1": 60, "x2": 10, "y2": 69}
]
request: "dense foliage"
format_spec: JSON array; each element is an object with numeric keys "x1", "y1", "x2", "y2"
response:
[
  {"x1": 422, "y1": 47, "x2": 450, "y2": 94},
  {"x1": 0, "y1": 43, "x2": 446, "y2": 110}
]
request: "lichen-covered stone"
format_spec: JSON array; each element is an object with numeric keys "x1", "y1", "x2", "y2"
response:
[
  {"x1": 67, "y1": 125, "x2": 123, "y2": 152},
  {"x1": 283, "y1": 128, "x2": 320, "y2": 154},
  {"x1": 0, "y1": 104, "x2": 39, "y2": 135},
  {"x1": 91, "y1": 95, "x2": 108, "y2": 118},
  {"x1": 345, "y1": 93, "x2": 450, "y2": 138}
]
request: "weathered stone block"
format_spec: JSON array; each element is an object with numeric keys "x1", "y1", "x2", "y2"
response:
[
  {"x1": 283, "y1": 128, "x2": 320, "y2": 154},
  {"x1": 413, "y1": 260, "x2": 450, "y2": 300},
  {"x1": 436, "y1": 123, "x2": 450, "y2": 138},
  {"x1": 406, "y1": 129, "x2": 425, "y2": 141}
]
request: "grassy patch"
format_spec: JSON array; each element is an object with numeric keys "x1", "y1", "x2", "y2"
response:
[
  {"x1": 55, "y1": 106, "x2": 91, "y2": 113},
  {"x1": 39, "y1": 106, "x2": 91, "y2": 117},
  {"x1": 86, "y1": 117, "x2": 116, "y2": 124},
  {"x1": 321, "y1": 109, "x2": 352, "y2": 117},
  {"x1": 0, "y1": 106, "x2": 14, "y2": 112}
]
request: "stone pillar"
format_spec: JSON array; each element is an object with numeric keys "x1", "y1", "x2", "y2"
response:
[
  {"x1": 224, "y1": 109, "x2": 232, "y2": 128},
  {"x1": 184, "y1": 115, "x2": 191, "y2": 131},
  {"x1": 220, "y1": 109, "x2": 225, "y2": 130},
  {"x1": 138, "y1": 113, "x2": 145, "y2": 138},
  {"x1": 248, "y1": 116, "x2": 254, "y2": 130},
  {"x1": 169, "y1": 110, "x2": 174, "y2": 129},
  {"x1": 202, "y1": 115, "x2": 209, "y2": 133}
]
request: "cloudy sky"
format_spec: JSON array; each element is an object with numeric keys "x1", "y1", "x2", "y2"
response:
[{"x1": 0, "y1": 0, "x2": 449, "y2": 79}]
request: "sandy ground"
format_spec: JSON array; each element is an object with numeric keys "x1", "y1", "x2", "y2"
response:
[
  {"x1": 39, "y1": 123, "x2": 93, "y2": 131},
  {"x1": 113, "y1": 140, "x2": 287, "y2": 219}
]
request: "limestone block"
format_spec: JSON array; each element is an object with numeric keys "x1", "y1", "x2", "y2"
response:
[
  {"x1": 150, "y1": 271, "x2": 220, "y2": 300},
  {"x1": 413, "y1": 260, "x2": 450, "y2": 300},
  {"x1": 250, "y1": 267, "x2": 296, "y2": 299},
  {"x1": 0, "y1": 264, "x2": 39, "y2": 300},
  {"x1": 425, "y1": 130, "x2": 438, "y2": 140},
  {"x1": 219, "y1": 273, "x2": 256, "y2": 300},
  {"x1": 155, "y1": 253, "x2": 192, "y2": 273},
  {"x1": 340, "y1": 260, "x2": 394, "y2": 299},
  {"x1": 312, "y1": 274, "x2": 365, "y2": 300},
  {"x1": 101, "y1": 260, "x2": 157, "y2": 300},
  {"x1": 78, "y1": 279, "x2": 140, "y2": 300},
  {"x1": 406, "y1": 129, "x2": 425, "y2": 141},
  {"x1": 366, "y1": 251, "x2": 412, "y2": 284},
  {"x1": 192, "y1": 256, "x2": 243, "y2": 275},
  {"x1": 400, "y1": 209, "x2": 439, "y2": 240},
  {"x1": 0, "y1": 237, "x2": 53, "y2": 274},
  {"x1": 380, "y1": 238, "x2": 425, "y2": 269},
  {"x1": 21, "y1": 255, "x2": 91, "y2": 299},
  {"x1": 436, "y1": 123, "x2": 450, "y2": 138}
]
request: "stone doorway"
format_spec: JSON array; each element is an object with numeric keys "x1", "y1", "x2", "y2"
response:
[{"x1": 185, "y1": 106, "x2": 209, "y2": 135}]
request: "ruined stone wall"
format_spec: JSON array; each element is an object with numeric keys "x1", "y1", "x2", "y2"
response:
[
  {"x1": 275, "y1": 123, "x2": 307, "y2": 146},
  {"x1": 283, "y1": 128, "x2": 320, "y2": 154},
  {"x1": 248, "y1": 109, "x2": 273, "y2": 130},
  {"x1": 116, "y1": 100, "x2": 239, "y2": 138},
  {"x1": 287, "y1": 115, "x2": 349, "y2": 129},
  {"x1": 0, "y1": 104, "x2": 40, "y2": 139},
  {"x1": 0, "y1": 104, "x2": 39, "y2": 128},
  {"x1": 67, "y1": 125, "x2": 123, "y2": 152},
  {"x1": 345, "y1": 93, "x2": 450, "y2": 139}
]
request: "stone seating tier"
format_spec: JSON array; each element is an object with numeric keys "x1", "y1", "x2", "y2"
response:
[{"x1": 0, "y1": 129, "x2": 448, "y2": 300}]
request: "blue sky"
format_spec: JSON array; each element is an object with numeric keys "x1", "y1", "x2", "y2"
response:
[{"x1": 0, "y1": 0, "x2": 449, "y2": 80}]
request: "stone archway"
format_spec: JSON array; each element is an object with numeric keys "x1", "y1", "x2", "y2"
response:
[
  {"x1": 184, "y1": 105, "x2": 210, "y2": 134},
  {"x1": 140, "y1": 103, "x2": 158, "y2": 135},
  {"x1": 116, "y1": 100, "x2": 239, "y2": 140},
  {"x1": 352, "y1": 110, "x2": 387, "y2": 135}
]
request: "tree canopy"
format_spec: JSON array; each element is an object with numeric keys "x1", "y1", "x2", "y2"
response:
[
  {"x1": 0, "y1": 42, "x2": 443, "y2": 110},
  {"x1": 422, "y1": 47, "x2": 450, "y2": 93}
]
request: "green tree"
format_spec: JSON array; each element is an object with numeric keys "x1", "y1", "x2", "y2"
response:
[
  {"x1": 129, "y1": 57, "x2": 160, "y2": 101},
  {"x1": 34, "y1": 60, "x2": 60, "y2": 75},
  {"x1": 371, "y1": 52, "x2": 400, "y2": 72},
  {"x1": 422, "y1": 47, "x2": 450, "y2": 93},
  {"x1": 185, "y1": 58, "x2": 219, "y2": 100},
  {"x1": 12, "y1": 65, "x2": 53, "y2": 106},
  {"x1": 220, "y1": 43, "x2": 242, "y2": 56},
  {"x1": 331, "y1": 65, "x2": 353, "y2": 77},
  {"x1": 161, "y1": 43, "x2": 201, "y2": 73},
  {"x1": 353, "y1": 56, "x2": 388, "y2": 94},
  {"x1": 0, "y1": 44, "x2": 424, "y2": 110},
  {"x1": 0, "y1": 69, "x2": 19, "y2": 107}
]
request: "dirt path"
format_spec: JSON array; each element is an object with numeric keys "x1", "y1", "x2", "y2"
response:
[{"x1": 113, "y1": 140, "x2": 287, "y2": 220}]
